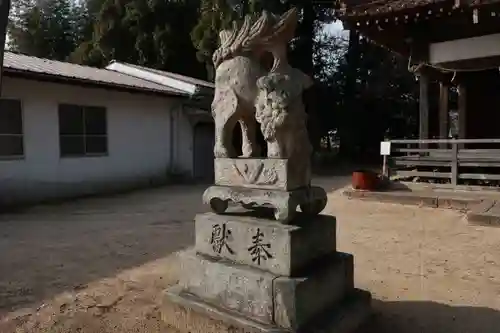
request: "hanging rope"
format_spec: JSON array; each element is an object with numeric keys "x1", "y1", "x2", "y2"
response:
[
  {"x1": 427, "y1": 61, "x2": 500, "y2": 73},
  {"x1": 451, "y1": 71, "x2": 457, "y2": 83},
  {"x1": 408, "y1": 53, "x2": 500, "y2": 74}
]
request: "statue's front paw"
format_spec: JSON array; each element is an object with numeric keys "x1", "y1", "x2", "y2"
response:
[
  {"x1": 267, "y1": 151, "x2": 281, "y2": 158},
  {"x1": 241, "y1": 144, "x2": 261, "y2": 158},
  {"x1": 267, "y1": 147, "x2": 286, "y2": 158},
  {"x1": 214, "y1": 145, "x2": 230, "y2": 158}
]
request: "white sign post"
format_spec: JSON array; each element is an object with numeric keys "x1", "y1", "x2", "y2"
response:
[
  {"x1": 380, "y1": 141, "x2": 391, "y2": 156},
  {"x1": 380, "y1": 141, "x2": 391, "y2": 178}
]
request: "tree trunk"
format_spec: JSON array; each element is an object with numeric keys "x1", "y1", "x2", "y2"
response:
[
  {"x1": 300, "y1": 2, "x2": 315, "y2": 76},
  {"x1": 338, "y1": 28, "x2": 360, "y2": 159},
  {"x1": 0, "y1": 0, "x2": 11, "y2": 94},
  {"x1": 297, "y1": 3, "x2": 318, "y2": 152}
]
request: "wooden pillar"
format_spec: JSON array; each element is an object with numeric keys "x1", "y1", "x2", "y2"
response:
[
  {"x1": 457, "y1": 80, "x2": 467, "y2": 148},
  {"x1": 439, "y1": 82, "x2": 449, "y2": 148},
  {"x1": 418, "y1": 72, "x2": 430, "y2": 148}
]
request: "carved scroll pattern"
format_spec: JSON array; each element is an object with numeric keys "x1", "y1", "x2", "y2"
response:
[{"x1": 232, "y1": 161, "x2": 278, "y2": 186}]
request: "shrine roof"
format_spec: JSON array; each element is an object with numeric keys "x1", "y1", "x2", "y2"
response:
[{"x1": 337, "y1": 0, "x2": 500, "y2": 19}]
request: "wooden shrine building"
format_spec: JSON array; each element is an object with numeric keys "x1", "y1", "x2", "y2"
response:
[{"x1": 337, "y1": 0, "x2": 500, "y2": 187}]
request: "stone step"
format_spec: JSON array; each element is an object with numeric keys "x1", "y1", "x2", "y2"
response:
[
  {"x1": 165, "y1": 285, "x2": 287, "y2": 333},
  {"x1": 344, "y1": 188, "x2": 484, "y2": 211},
  {"x1": 164, "y1": 286, "x2": 371, "y2": 333},
  {"x1": 195, "y1": 212, "x2": 337, "y2": 276},
  {"x1": 345, "y1": 188, "x2": 500, "y2": 228},
  {"x1": 273, "y1": 252, "x2": 355, "y2": 330},
  {"x1": 467, "y1": 200, "x2": 500, "y2": 227},
  {"x1": 174, "y1": 250, "x2": 354, "y2": 330}
]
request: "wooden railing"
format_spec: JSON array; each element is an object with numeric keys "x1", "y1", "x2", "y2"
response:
[{"x1": 383, "y1": 139, "x2": 500, "y2": 186}]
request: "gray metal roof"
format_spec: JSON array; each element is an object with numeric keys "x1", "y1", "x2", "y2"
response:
[
  {"x1": 3, "y1": 52, "x2": 189, "y2": 96},
  {"x1": 115, "y1": 62, "x2": 215, "y2": 89}
]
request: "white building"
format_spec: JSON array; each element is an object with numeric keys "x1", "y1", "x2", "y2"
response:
[{"x1": 0, "y1": 52, "x2": 215, "y2": 205}]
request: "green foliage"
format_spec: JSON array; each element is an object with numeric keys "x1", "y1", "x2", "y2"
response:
[
  {"x1": 190, "y1": 0, "x2": 235, "y2": 80},
  {"x1": 8, "y1": 0, "x2": 80, "y2": 60},
  {"x1": 9, "y1": 0, "x2": 204, "y2": 78},
  {"x1": 74, "y1": 0, "x2": 204, "y2": 77},
  {"x1": 190, "y1": 0, "x2": 335, "y2": 78},
  {"x1": 332, "y1": 33, "x2": 419, "y2": 160}
]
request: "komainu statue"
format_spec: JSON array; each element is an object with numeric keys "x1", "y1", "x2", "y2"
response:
[
  {"x1": 167, "y1": 10, "x2": 371, "y2": 333},
  {"x1": 205, "y1": 8, "x2": 327, "y2": 222},
  {"x1": 211, "y1": 8, "x2": 306, "y2": 159}
]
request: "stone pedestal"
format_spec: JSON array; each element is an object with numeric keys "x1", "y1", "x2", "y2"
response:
[
  {"x1": 203, "y1": 185, "x2": 327, "y2": 223},
  {"x1": 165, "y1": 211, "x2": 371, "y2": 332},
  {"x1": 214, "y1": 158, "x2": 310, "y2": 191},
  {"x1": 204, "y1": 158, "x2": 326, "y2": 223},
  {"x1": 167, "y1": 7, "x2": 372, "y2": 332}
]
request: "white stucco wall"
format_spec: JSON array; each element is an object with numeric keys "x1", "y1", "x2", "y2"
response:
[{"x1": 0, "y1": 77, "x2": 194, "y2": 205}]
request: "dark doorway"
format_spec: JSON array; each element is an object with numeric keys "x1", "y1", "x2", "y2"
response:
[{"x1": 193, "y1": 122, "x2": 215, "y2": 181}]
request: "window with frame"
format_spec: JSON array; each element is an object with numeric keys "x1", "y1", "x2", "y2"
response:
[
  {"x1": 58, "y1": 104, "x2": 108, "y2": 157},
  {"x1": 0, "y1": 99, "x2": 23, "y2": 157}
]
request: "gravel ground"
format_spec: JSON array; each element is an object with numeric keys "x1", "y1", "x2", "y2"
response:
[{"x1": 0, "y1": 177, "x2": 499, "y2": 332}]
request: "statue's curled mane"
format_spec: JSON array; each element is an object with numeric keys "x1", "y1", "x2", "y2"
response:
[{"x1": 212, "y1": 8, "x2": 298, "y2": 69}]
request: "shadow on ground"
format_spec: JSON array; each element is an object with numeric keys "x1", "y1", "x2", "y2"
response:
[
  {"x1": 358, "y1": 300, "x2": 500, "y2": 333},
  {"x1": 312, "y1": 174, "x2": 352, "y2": 193},
  {"x1": 0, "y1": 184, "x2": 207, "y2": 316}
]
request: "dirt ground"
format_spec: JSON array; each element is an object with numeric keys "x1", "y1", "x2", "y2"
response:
[{"x1": 0, "y1": 177, "x2": 500, "y2": 333}]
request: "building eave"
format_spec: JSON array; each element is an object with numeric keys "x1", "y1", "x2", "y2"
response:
[
  {"x1": 338, "y1": 0, "x2": 500, "y2": 24},
  {"x1": 106, "y1": 62, "x2": 200, "y2": 96},
  {"x1": 3, "y1": 68, "x2": 190, "y2": 99}
]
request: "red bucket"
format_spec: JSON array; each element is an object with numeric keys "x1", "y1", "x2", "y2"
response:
[{"x1": 352, "y1": 170, "x2": 378, "y2": 191}]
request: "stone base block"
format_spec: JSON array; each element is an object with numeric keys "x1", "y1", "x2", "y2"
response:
[
  {"x1": 273, "y1": 253, "x2": 354, "y2": 330},
  {"x1": 214, "y1": 158, "x2": 310, "y2": 191},
  {"x1": 164, "y1": 286, "x2": 371, "y2": 333},
  {"x1": 195, "y1": 212, "x2": 336, "y2": 276},
  {"x1": 175, "y1": 250, "x2": 353, "y2": 329},
  {"x1": 203, "y1": 185, "x2": 327, "y2": 223},
  {"x1": 177, "y1": 250, "x2": 275, "y2": 324}
]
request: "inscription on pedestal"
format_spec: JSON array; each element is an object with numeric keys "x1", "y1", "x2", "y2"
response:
[
  {"x1": 214, "y1": 158, "x2": 310, "y2": 191},
  {"x1": 248, "y1": 228, "x2": 274, "y2": 265},
  {"x1": 210, "y1": 223, "x2": 234, "y2": 255},
  {"x1": 195, "y1": 212, "x2": 337, "y2": 276}
]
